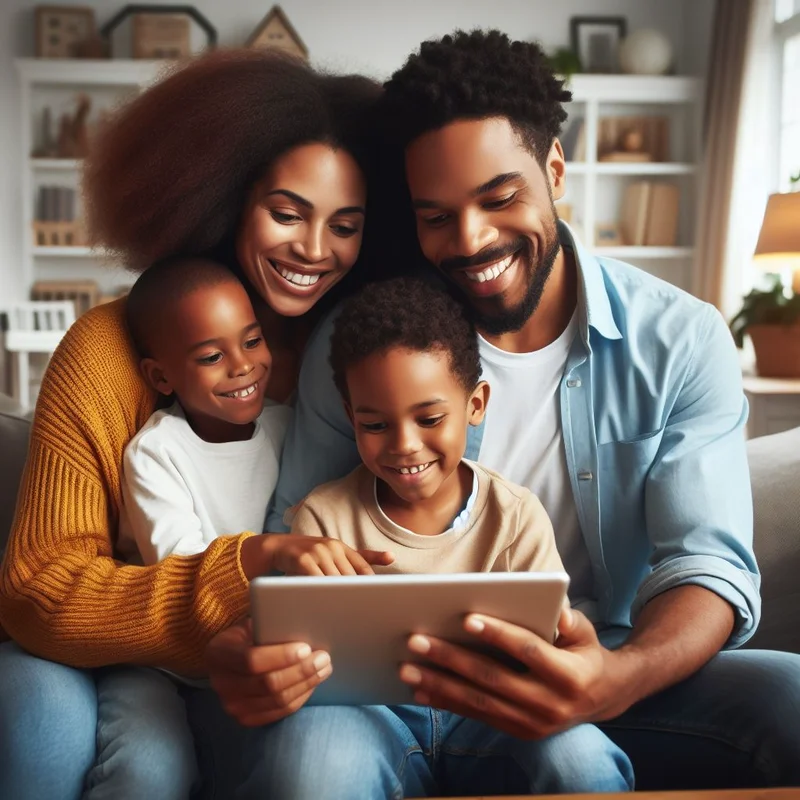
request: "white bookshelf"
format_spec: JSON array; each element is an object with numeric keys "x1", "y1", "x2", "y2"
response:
[
  {"x1": 562, "y1": 74, "x2": 703, "y2": 291},
  {"x1": 16, "y1": 58, "x2": 169, "y2": 299}
]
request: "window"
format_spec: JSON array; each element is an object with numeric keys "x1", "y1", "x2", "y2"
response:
[{"x1": 778, "y1": 27, "x2": 800, "y2": 189}]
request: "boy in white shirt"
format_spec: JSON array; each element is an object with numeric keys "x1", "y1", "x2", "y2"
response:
[{"x1": 118, "y1": 257, "x2": 292, "y2": 564}]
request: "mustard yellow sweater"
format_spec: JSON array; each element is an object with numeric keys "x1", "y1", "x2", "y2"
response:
[{"x1": 0, "y1": 298, "x2": 254, "y2": 676}]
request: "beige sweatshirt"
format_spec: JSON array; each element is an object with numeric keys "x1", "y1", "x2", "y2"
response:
[{"x1": 286, "y1": 461, "x2": 565, "y2": 575}]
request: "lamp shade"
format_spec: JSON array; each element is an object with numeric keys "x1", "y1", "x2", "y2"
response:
[{"x1": 754, "y1": 192, "x2": 800, "y2": 263}]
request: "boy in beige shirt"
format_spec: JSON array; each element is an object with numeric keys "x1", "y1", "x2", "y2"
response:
[{"x1": 286, "y1": 276, "x2": 563, "y2": 576}]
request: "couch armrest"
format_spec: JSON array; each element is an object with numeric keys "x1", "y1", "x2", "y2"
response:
[
  {"x1": 0, "y1": 411, "x2": 30, "y2": 554},
  {"x1": 745, "y1": 426, "x2": 800, "y2": 653}
]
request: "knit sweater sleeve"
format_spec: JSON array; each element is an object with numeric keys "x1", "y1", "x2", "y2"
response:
[{"x1": 0, "y1": 299, "x2": 252, "y2": 676}]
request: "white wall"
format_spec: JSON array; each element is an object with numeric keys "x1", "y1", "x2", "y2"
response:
[{"x1": 0, "y1": 0, "x2": 713, "y2": 311}]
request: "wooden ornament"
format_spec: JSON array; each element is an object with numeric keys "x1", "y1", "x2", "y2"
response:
[{"x1": 247, "y1": 6, "x2": 308, "y2": 61}]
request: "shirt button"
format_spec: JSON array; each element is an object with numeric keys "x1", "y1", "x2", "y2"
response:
[
  {"x1": 566, "y1": 378, "x2": 582, "y2": 388},
  {"x1": 578, "y1": 470, "x2": 593, "y2": 481}
]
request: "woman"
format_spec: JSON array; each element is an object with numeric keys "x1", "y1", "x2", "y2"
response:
[{"x1": 0, "y1": 49, "x2": 382, "y2": 799}]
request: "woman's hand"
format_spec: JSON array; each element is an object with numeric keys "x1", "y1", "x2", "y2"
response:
[
  {"x1": 248, "y1": 533, "x2": 394, "y2": 577},
  {"x1": 206, "y1": 617, "x2": 332, "y2": 727}
]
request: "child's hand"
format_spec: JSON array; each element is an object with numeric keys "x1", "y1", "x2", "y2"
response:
[{"x1": 264, "y1": 534, "x2": 394, "y2": 576}]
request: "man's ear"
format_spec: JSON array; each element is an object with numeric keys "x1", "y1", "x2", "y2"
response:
[
  {"x1": 467, "y1": 381, "x2": 490, "y2": 426},
  {"x1": 547, "y1": 139, "x2": 566, "y2": 202},
  {"x1": 140, "y1": 358, "x2": 174, "y2": 397}
]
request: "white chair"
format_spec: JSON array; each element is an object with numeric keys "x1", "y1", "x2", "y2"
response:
[{"x1": 4, "y1": 301, "x2": 76, "y2": 411}]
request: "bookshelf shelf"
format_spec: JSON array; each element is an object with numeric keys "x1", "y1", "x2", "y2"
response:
[
  {"x1": 559, "y1": 75, "x2": 702, "y2": 292},
  {"x1": 30, "y1": 159, "x2": 82, "y2": 171},
  {"x1": 32, "y1": 246, "x2": 110, "y2": 258},
  {"x1": 594, "y1": 246, "x2": 695, "y2": 259}
]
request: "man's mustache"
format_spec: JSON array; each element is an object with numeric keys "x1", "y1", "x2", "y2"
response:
[{"x1": 439, "y1": 237, "x2": 528, "y2": 273}]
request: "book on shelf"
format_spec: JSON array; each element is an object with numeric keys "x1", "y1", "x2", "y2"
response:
[
  {"x1": 619, "y1": 181, "x2": 679, "y2": 247},
  {"x1": 36, "y1": 186, "x2": 77, "y2": 222}
]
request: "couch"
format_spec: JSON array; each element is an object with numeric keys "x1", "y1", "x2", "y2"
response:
[{"x1": 2, "y1": 409, "x2": 799, "y2": 653}]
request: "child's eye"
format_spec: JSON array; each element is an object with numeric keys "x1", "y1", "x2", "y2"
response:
[
  {"x1": 483, "y1": 193, "x2": 517, "y2": 210},
  {"x1": 418, "y1": 415, "x2": 445, "y2": 427},
  {"x1": 421, "y1": 213, "x2": 449, "y2": 227},
  {"x1": 331, "y1": 223, "x2": 359, "y2": 237},
  {"x1": 360, "y1": 421, "x2": 387, "y2": 433},
  {"x1": 244, "y1": 336, "x2": 263, "y2": 350},
  {"x1": 197, "y1": 352, "x2": 222, "y2": 365}
]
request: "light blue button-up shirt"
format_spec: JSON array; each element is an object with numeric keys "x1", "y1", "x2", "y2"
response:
[{"x1": 268, "y1": 223, "x2": 761, "y2": 649}]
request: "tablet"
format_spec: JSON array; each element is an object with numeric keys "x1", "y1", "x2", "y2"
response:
[{"x1": 250, "y1": 571, "x2": 569, "y2": 706}]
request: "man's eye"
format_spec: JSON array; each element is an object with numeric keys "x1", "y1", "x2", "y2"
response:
[
  {"x1": 483, "y1": 193, "x2": 516, "y2": 210},
  {"x1": 360, "y1": 422, "x2": 387, "y2": 433},
  {"x1": 418, "y1": 415, "x2": 445, "y2": 427},
  {"x1": 197, "y1": 353, "x2": 222, "y2": 365},
  {"x1": 270, "y1": 210, "x2": 301, "y2": 224},
  {"x1": 244, "y1": 337, "x2": 263, "y2": 350}
]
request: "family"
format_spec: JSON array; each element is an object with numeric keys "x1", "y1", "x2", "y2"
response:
[{"x1": 2, "y1": 28, "x2": 800, "y2": 800}]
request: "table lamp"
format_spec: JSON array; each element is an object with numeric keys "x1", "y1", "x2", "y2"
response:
[
  {"x1": 754, "y1": 191, "x2": 800, "y2": 294},
  {"x1": 747, "y1": 191, "x2": 800, "y2": 378}
]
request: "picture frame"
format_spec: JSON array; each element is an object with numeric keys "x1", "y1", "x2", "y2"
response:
[
  {"x1": 35, "y1": 6, "x2": 96, "y2": 59},
  {"x1": 570, "y1": 16, "x2": 627, "y2": 74}
]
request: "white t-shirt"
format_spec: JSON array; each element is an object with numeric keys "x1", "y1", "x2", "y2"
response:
[
  {"x1": 118, "y1": 401, "x2": 292, "y2": 565},
  {"x1": 477, "y1": 314, "x2": 596, "y2": 618}
]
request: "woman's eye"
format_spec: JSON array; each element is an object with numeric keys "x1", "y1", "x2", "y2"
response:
[
  {"x1": 331, "y1": 224, "x2": 359, "y2": 237},
  {"x1": 244, "y1": 337, "x2": 263, "y2": 350},
  {"x1": 270, "y1": 210, "x2": 301, "y2": 224},
  {"x1": 197, "y1": 353, "x2": 222, "y2": 365},
  {"x1": 483, "y1": 193, "x2": 516, "y2": 210},
  {"x1": 418, "y1": 415, "x2": 445, "y2": 427},
  {"x1": 360, "y1": 422, "x2": 387, "y2": 433}
]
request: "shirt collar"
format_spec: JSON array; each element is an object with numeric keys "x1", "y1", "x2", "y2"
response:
[{"x1": 558, "y1": 220, "x2": 622, "y2": 344}]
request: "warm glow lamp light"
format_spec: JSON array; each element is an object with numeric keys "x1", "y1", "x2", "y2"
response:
[{"x1": 754, "y1": 192, "x2": 800, "y2": 294}]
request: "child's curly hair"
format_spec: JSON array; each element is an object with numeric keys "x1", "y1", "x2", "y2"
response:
[
  {"x1": 83, "y1": 48, "x2": 381, "y2": 272},
  {"x1": 380, "y1": 29, "x2": 571, "y2": 164},
  {"x1": 330, "y1": 277, "x2": 482, "y2": 401}
]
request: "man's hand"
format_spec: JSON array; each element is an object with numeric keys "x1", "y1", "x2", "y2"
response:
[
  {"x1": 206, "y1": 618, "x2": 332, "y2": 727},
  {"x1": 265, "y1": 534, "x2": 395, "y2": 576},
  {"x1": 398, "y1": 607, "x2": 633, "y2": 740}
]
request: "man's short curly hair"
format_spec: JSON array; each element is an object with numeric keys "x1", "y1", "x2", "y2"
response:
[
  {"x1": 380, "y1": 29, "x2": 571, "y2": 164},
  {"x1": 330, "y1": 277, "x2": 482, "y2": 401},
  {"x1": 83, "y1": 48, "x2": 381, "y2": 272}
]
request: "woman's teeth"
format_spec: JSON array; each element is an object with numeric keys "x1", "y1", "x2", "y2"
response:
[
  {"x1": 223, "y1": 384, "x2": 257, "y2": 399},
  {"x1": 394, "y1": 462, "x2": 432, "y2": 475},
  {"x1": 465, "y1": 253, "x2": 515, "y2": 283},
  {"x1": 276, "y1": 265, "x2": 321, "y2": 286}
]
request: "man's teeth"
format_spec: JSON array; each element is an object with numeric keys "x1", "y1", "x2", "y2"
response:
[
  {"x1": 224, "y1": 384, "x2": 257, "y2": 399},
  {"x1": 395, "y1": 462, "x2": 432, "y2": 475},
  {"x1": 465, "y1": 253, "x2": 515, "y2": 283},
  {"x1": 277, "y1": 266, "x2": 321, "y2": 287}
]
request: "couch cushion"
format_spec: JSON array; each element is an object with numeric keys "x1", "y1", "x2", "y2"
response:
[
  {"x1": 0, "y1": 411, "x2": 30, "y2": 553},
  {"x1": 745, "y1": 426, "x2": 800, "y2": 653}
]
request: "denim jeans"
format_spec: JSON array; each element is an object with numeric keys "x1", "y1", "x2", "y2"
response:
[
  {"x1": 238, "y1": 705, "x2": 633, "y2": 798},
  {"x1": 2, "y1": 641, "x2": 800, "y2": 799}
]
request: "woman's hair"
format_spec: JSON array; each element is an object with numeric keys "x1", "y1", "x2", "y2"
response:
[
  {"x1": 329, "y1": 277, "x2": 482, "y2": 401},
  {"x1": 84, "y1": 48, "x2": 382, "y2": 272},
  {"x1": 380, "y1": 29, "x2": 571, "y2": 165}
]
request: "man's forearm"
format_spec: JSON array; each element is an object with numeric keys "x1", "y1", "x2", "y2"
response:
[{"x1": 603, "y1": 584, "x2": 735, "y2": 718}]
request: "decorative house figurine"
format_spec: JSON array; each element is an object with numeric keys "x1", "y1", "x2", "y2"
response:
[{"x1": 247, "y1": 6, "x2": 308, "y2": 61}]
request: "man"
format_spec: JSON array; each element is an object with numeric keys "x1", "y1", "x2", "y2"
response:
[{"x1": 210, "y1": 30, "x2": 800, "y2": 792}]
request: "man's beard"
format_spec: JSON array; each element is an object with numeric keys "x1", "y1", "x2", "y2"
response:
[{"x1": 440, "y1": 205, "x2": 561, "y2": 336}]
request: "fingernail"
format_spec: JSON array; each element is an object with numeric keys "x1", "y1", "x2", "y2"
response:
[
  {"x1": 408, "y1": 634, "x2": 431, "y2": 654},
  {"x1": 317, "y1": 664, "x2": 333, "y2": 680},
  {"x1": 400, "y1": 664, "x2": 422, "y2": 684},
  {"x1": 313, "y1": 652, "x2": 331, "y2": 671},
  {"x1": 296, "y1": 644, "x2": 311, "y2": 659},
  {"x1": 465, "y1": 615, "x2": 485, "y2": 634}
]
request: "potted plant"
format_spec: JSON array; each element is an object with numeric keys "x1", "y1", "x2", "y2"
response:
[{"x1": 730, "y1": 274, "x2": 800, "y2": 377}]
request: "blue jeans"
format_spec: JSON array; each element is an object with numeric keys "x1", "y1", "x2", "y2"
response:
[
  {"x1": 238, "y1": 705, "x2": 633, "y2": 798},
  {"x1": 2, "y1": 642, "x2": 800, "y2": 798}
]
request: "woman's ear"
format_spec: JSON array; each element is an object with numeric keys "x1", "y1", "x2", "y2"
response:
[
  {"x1": 140, "y1": 358, "x2": 174, "y2": 397},
  {"x1": 467, "y1": 381, "x2": 490, "y2": 426}
]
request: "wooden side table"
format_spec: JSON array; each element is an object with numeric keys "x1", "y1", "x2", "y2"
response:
[{"x1": 742, "y1": 375, "x2": 800, "y2": 439}]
